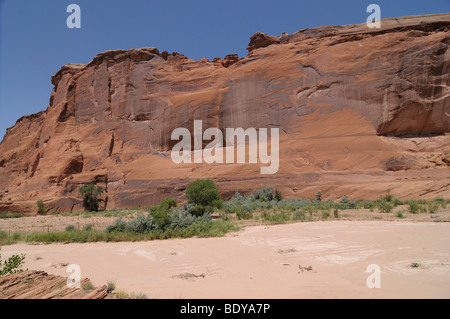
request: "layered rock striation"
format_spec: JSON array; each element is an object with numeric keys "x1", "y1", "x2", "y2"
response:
[{"x1": 0, "y1": 13, "x2": 449, "y2": 213}]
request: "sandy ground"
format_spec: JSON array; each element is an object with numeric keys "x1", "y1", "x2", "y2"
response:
[{"x1": 2, "y1": 220, "x2": 449, "y2": 299}]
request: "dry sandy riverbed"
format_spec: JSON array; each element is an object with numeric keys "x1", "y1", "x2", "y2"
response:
[{"x1": 1, "y1": 220, "x2": 449, "y2": 298}]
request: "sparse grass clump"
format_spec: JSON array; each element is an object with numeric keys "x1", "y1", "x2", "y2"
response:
[
  {"x1": 83, "y1": 224, "x2": 93, "y2": 231},
  {"x1": 106, "y1": 280, "x2": 116, "y2": 293},
  {"x1": 82, "y1": 281, "x2": 94, "y2": 290},
  {"x1": 333, "y1": 208, "x2": 339, "y2": 218},
  {"x1": 321, "y1": 210, "x2": 330, "y2": 220},
  {"x1": 0, "y1": 211, "x2": 22, "y2": 219},
  {"x1": 65, "y1": 224, "x2": 75, "y2": 232},
  {"x1": 114, "y1": 290, "x2": 129, "y2": 299},
  {"x1": 377, "y1": 200, "x2": 394, "y2": 214}
]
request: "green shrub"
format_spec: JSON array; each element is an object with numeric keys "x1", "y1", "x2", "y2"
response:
[
  {"x1": 37, "y1": 200, "x2": 47, "y2": 215},
  {"x1": 292, "y1": 209, "x2": 305, "y2": 221},
  {"x1": 315, "y1": 190, "x2": 322, "y2": 202},
  {"x1": 396, "y1": 211, "x2": 404, "y2": 218},
  {"x1": 333, "y1": 208, "x2": 339, "y2": 218},
  {"x1": 392, "y1": 197, "x2": 403, "y2": 206},
  {"x1": 0, "y1": 250, "x2": 26, "y2": 276},
  {"x1": 321, "y1": 210, "x2": 330, "y2": 219},
  {"x1": 261, "y1": 210, "x2": 291, "y2": 223},
  {"x1": 0, "y1": 211, "x2": 22, "y2": 219},
  {"x1": 408, "y1": 201, "x2": 420, "y2": 214},
  {"x1": 125, "y1": 214, "x2": 154, "y2": 234},
  {"x1": 185, "y1": 179, "x2": 222, "y2": 216},
  {"x1": 83, "y1": 224, "x2": 93, "y2": 231},
  {"x1": 0, "y1": 230, "x2": 8, "y2": 240},
  {"x1": 360, "y1": 200, "x2": 375, "y2": 209},
  {"x1": 236, "y1": 208, "x2": 253, "y2": 220},
  {"x1": 253, "y1": 186, "x2": 274, "y2": 201},
  {"x1": 427, "y1": 201, "x2": 439, "y2": 214},
  {"x1": 150, "y1": 209, "x2": 171, "y2": 230},
  {"x1": 12, "y1": 232, "x2": 21, "y2": 240},
  {"x1": 169, "y1": 204, "x2": 195, "y2": 228},
  {"x1": 149, "y1": 198, "x2": 177, "y2": 230},
  {"x1": 158, "y1": 198, "x2": 177, "y2": 210},
  {"x1": 106, "y1": 280, "x2": 116, "y2": 293},
  {"x1": 274, "y1": 189, "x2": 282, "y2": 201},
  {"x1": 82, "y1": 281, "x2": 94, "y2": 290},
  {"x1": 340, "y1": 195, "x2": 349, "y2": 204},
  {"x1": 79, "y1": 183, "x2": 104, "y2": 212},
  {"x1": 106, "y1": 216, "x2": 127, "y2": 233},
  {"x1": 65, "y1": 224, "x2": 75, "y2": 232},
  {"x1": 378, "y1": 200, "x2": 394, "y2": 213}
]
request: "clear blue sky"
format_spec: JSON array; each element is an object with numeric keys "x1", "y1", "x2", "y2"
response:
[{"x1": 0, "y1": 0, "x2": 448, "y2": 140}]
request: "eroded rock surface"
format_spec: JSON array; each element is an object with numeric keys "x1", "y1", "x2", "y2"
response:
[{"x1": 0, "y1": 13, "x2": 449, "y2": 213}]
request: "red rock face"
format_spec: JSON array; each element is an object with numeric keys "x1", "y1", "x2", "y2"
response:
[{"x1": 0, "y1": 13, "x2": 449, "y2": 213}]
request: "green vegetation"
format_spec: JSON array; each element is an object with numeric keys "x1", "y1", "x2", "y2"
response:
[
  {"x1": 0, "y1": 249, "x2": 26, "y2": 276},
  {"x1": 0, "y1": 180, "x2": 448, "y2": 245},
  {"x1": 37, "y1": 200, "x2": 47, "y2": 215},
  {"x1": 0, "y1": 211, "x2": 22, "y2": 219},
  {"x1": 79, "y1": 183, "x2": 104, "y2": 212},
  {"x1": 185, "y1": 179, "x2": 223, "y2": 216},
  {"x1": 315, "y1": 190, "x2": 322, "y2": 202},
  {"x1": 83, "y1": 224, "x2": 93, "y2": 231},
  {"x1": 65, "y1": 224, "x2": 75, "y2": 232},
  {"x1": 82, "y1": 281, "x2": 94, "y2": 290},
  {"x1": 333, "y1": 208, "x2": 339, "y2": 218},
  {"x1": 106, "y1": 280, "x2": 116, "y2": 293}
]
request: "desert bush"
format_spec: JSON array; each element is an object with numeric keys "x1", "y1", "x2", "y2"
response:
[
  {"x1": 79, "y1": 183, "x2": 104, "y2": 212},
  {"x1": 321, "y1": 210, "x2": 330, "y2": 219},
  {"x1": 186, "y1": 179, "x2": 222, "y2": 216},
  {"x1": 274, "y1": 189, "x2": 282, "y2": 201},
  {"x1": 37, "y1": 200, "x2": 47, "y2": 215},
  {"x1": 83, "y1": 224, "x2": 93, "y2": 231},
  {"x1": 236, "y1": 207, "x2": 253, "y2": 220},
  {"x1": 0, "y1": 211, "x2": 22, "y2": 219},
  {"x1": 159, "y1": 198, "x2": 177, "y2": 210},
  {"x1": 106, "y1": 280, "x2": 116, "y2": 293},
  {"x1": 315, "y1": 190, "x2": 322, "y2": 202},
  {"x1": 125, "y1": 214, "x2": 154, "y2": 234},
  {"x1": 261, "y1": 210, "x2": 291, "y2": 223},
  {"x1": 0, "y1": 249, "x2": 26, "y2": 276},
  {"x1": 105, "y1": 216, "x2": 127, "y2": 233},
  {"x1": 65, "y1": 224, "x2": 75, "y2": 232},
  {"x1": 82, "y1": 281, "x2": 94, "y2": 290},
  {"x1": 169, "y1": 203, "x2": 196, "y2": 228},
  {"x1": 149, "y1": 198, "x2": 177, "y2": 230},
  {"x1": 396, "y1": 211, "x2": 404, "y2": 218},
  {"x1": 292, "y1": 209, "x2": 306, "y2": 221},
  {"x1": 377, "y1": 200, "x2": 394, "y2": 213},
  {"x1": 333, "y1": 208, "x2": 339, "y2": 218},
  {"x1": 253, "y1": 186, "x2": 274, "y2": 201},
  {"x1": 427, "y1": 201, "x2": 440, "y2": 214},
  {"x1": 408, "y1": 201, "x2": 419, "y2": 214}
]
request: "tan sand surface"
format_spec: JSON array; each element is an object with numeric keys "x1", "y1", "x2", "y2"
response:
[{"x1": 2, "y1": 220, "x2": 449, "y2": 299}]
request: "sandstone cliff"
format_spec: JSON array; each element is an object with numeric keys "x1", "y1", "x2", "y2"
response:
[{"x1": 0, "y1": 13, "x2": 449, "y2": 213}]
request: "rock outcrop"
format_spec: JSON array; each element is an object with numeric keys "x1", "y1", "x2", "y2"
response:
[
  {"x1": 0, "y1": 270, "x2": 108, "y2": 299},
  {"x1": 0, "y1": 13, "x2": 449, "y2": 213}
]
